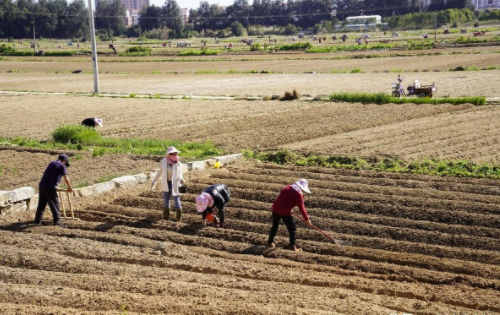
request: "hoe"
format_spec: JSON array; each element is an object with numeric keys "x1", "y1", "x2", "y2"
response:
[{"x1": 293, "y1": 212, "x2": 352, "y2": 246}]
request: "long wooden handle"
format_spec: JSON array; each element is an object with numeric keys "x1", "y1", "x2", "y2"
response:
[{"x1": 292, "y1": 212, "x2": 337, "y2": 242}]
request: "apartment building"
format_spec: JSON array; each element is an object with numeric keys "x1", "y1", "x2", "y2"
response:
[
  {"x1": 473, "y1": 0, "x2": 500, "y2": 9},
  {"x1": 103, "y1": 0, "x2": 150, "y2": 13},
  {"x1": 420, "y1": 0, "x2": 500, "y2": 10},
  {"x1": 180, "y1": 8, "x2": 189, "y2": 24}
]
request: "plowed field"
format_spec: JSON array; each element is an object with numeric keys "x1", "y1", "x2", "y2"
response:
[{"x1": 2, "y1": 161, "x2": 499, "y2": 314}]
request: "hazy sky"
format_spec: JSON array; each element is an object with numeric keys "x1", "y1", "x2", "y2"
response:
[{"x1": 149, "y1": 0, "x2": 236, "y2": 9}]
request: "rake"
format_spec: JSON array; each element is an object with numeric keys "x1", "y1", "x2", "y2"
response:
[
  {"x1": 57, "y1": 189, "x2": 79, "y2": 220},
  {"x1": 292, "y1": 213, "x2": 351, "y2": 246}
]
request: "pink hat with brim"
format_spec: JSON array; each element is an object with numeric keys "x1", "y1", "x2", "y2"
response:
[
  {"x1": 196, "y1": 193, "x2": 213, "y2": 212},
  {"x1": 95, "y1": 118, "x2": 103, "y2": 127}
]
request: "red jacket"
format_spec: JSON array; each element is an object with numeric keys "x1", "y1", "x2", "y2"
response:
[{"x1": 272, "y1": 185, "x2": 309, "y2": 221}]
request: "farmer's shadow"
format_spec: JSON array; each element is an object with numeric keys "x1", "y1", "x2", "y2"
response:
[
  {"x1": 93, "y1": 216, "x2": 162, "y2": 232},
  {"x1": 178, "y1": 222, "x2": 205, "y2": 235},
  {"x1": 93, "y1": 223, "x2": 115, "y2": 232},
  {"x1": 1, "y1": 221, "x2": 43, "y2": 232},
  {"x1": 242, "y1": 245, "x2": 277, "y2": 256}
]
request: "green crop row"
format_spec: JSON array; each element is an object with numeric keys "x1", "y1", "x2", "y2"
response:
[
  {"x1": 244, "y1": 150, "x2": 500, "y2": 179},
  {"x1": 329, "y1": 92, "x2": 485, "y2": 105},
  {"x1": 0, "y1": 125, "x2": 222, "y2": 160}
]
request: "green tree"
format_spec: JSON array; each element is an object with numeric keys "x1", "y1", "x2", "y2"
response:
[
  {"x1": 95, "y1": 0, "x2": 126, "y2": 36},
  {"x1": 230, "y1": 20, "x2": 246, "y2": 36},
  {"x1": 284, "y1": 23, "x2": 297, "y2": 35},
  {"x1": 161, "y1": 0, "x2": 182, "y2": 36},
  {"x1": 65, "y1": 0, "x2": 88, "y2": 39},
  {"x1": 139, "y1": 5, "x2": 162, "y2": 31}
]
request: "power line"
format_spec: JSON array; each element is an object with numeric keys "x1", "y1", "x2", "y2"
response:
[{"x1": 0, "y1": 0, "x2": 461, "y2": 21}]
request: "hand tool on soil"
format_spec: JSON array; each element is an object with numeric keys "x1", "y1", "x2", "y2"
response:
[
  {"x1": 57, "y1": 189, "x2": 79, "y2": 220},
  {"x1": 292, "y1": 213, "x2": 351, "y2": 246}
]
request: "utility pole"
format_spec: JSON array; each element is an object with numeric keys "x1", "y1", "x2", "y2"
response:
[
  {"x1": 434, "y1": 13, "x2": 437, "y2": 43},
  {"x1": 87, "y1": 0, "x2": 100, "y2": 93},
  {"x1": 32, "y1": 22, "x2": 36, "y2": 55}
]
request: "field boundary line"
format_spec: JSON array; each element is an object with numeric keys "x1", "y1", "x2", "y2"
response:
[{"x1": 1, "y1": 90, "x2": 498, "y2": 104}]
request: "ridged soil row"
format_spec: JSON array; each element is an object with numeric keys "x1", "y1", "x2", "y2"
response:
[
  {"x1": 73, "y1": 204, "x2": 500, "y2": 289},
  {"x1": 191, "y1": 177, "x2": 500, "y2": 216},
  {"x1": 109, "y1": 195, "x2": 500, "y2": 266},
  {"x1": 183, "y1": 182, "x2": 500, "y2": 228},
  {"x1": 210, "y1": 169, "x2": 500, "y2": 205},
  {"x1": 1, "y1": 226, "x2": 500, "y2": 314},
  {"x1": 257, "y1": 163, "x2": 500, "y2": 194},
  {"x1": 139, "y1": 190, "x2": 500, "y2": 239}
]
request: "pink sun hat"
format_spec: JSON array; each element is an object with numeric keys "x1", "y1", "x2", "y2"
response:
[
  {"x1": 166, "y1": 146, "x2": 180, "y2": 154},
  {"x1": 196, "y1": 193, "x2": 213, "y2": 212},
  {"x1": 295, "y1": 179, "x2": 311, "y2": 194}
]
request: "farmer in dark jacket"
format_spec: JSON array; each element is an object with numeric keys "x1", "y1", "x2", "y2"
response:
[
  {"x1": 196, "y1": 184, "x2": 230, "y2": 228},
  {"x1": 81, "y1": 118, "x2": 103, "y2": 128},
  {"x1": 34, "y1": 154, "x2": 73, "y2": 227},
  {"x1": 267, "y1": 179, "x2": 312, "y2": 252}
]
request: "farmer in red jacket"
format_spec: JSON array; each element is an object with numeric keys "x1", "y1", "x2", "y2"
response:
[{"x1": 267, "y1": 179, "x2": 313, "y2": 252}]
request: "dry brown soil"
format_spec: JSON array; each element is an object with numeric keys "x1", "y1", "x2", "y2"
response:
[
  {"x1": 3, "y1": 93, "x2": 500, "y2": 163},
  {"x1": 284, "y1": 104, "x2": 500, "y2": 164},
  {"x1": 1, "y1": 161, "x2": 499, "y2": 314},
  {"x1": 2, "y1": 50, "x2": 500, "y2": 73},
  {"x1": 1, "y1": 49, "x2": 500, "y2": 97}
]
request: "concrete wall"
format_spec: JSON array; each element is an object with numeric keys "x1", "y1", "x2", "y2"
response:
[{"x1": 0, "y1": 153, "x2": 243, "y2": 216}]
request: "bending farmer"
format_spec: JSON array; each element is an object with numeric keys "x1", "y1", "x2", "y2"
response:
[
  {"x1": 81, "y1": 118, "x2": 103, "y2": 128},
  {"x1": 151, "y1": 146, "x2": 185, "y2": 222},
  {"x1": 196, "y1": 184, "x2": 230, "y2": 228},
  {"x1": 35, "y1": 154, "x2": 73, "y2": 227},
  {"x1": 268, "y1": 179, "x2": 313, "y2": 252}
]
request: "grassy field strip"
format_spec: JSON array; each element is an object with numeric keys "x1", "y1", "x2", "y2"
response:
[{"x1": 1, "y1": 90, "x2": 497, "y2": 105}]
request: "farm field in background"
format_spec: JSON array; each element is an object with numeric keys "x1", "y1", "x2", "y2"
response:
[{"x1": 1, "y1": 28, "x2": 500, "y2": 314}]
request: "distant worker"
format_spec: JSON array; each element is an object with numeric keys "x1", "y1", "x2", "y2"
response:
[
  {"x1": 151, "y1": 146, "x2": 185, "y2": 222},
  {"x1": 34, "y1": 154, "x2": 73, "y2": 227},
  {"x1": 267, "y1": 179, "x2": 313, "y2": 252},
  {"x1": 81, "y1": 118, "x2": 103, "y2": 128},
  {"x1": 196, "y1": 184, "x2": 230, "y2": 228}
]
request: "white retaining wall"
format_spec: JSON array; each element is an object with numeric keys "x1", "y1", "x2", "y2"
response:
[{"x1": 0, "y1": 153, "x2": 243, "y2": 215}]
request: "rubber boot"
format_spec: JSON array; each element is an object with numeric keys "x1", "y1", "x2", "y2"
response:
[
  {"x1": 175, "y1": 207, "x2": 182, "y2": 223},
  {"x1": 162, "y1": 207, "x2": 170, "y2": 220}
]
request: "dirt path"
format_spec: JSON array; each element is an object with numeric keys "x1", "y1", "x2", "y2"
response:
[{"x1": 1, "y1": 70, "x2": 499, "y2": 97}]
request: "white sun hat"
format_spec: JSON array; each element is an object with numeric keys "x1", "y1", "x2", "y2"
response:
[
  {"x1": 166, "y1": 146, "x2": 180, "y2": 154},
  {"x1": 95, "y1": 118, "x2": 103, "y2": 127},
  {"x1": 295, "y1": 179, "x2": 311, "y2": 194}
]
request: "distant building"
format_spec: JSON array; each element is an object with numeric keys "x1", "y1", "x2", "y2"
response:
[
  {"x1": 124, "y1": 9, "x2": 140, "y2": 26},
  {"x1": 180, "y1": 8, "x2": 189, "y2": 24},
  {"x1": 473, "y1": 0, "x2": 500, "y2": 9},
  {"x1": 345, "y1": 15, "x2": 382, "y2": 25},
  {"x1": 419, "y1": 0, "x2": 431, "y2": 10},
  {"x1": 104, "y1": 0, "x2": 149, "y2": 13},
  {"x1": 342, "y1": 15, "x2": 383, "y2": 29},
  {"x1": 419, "y1": 0, "x2": 500, "y2": 10}
]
